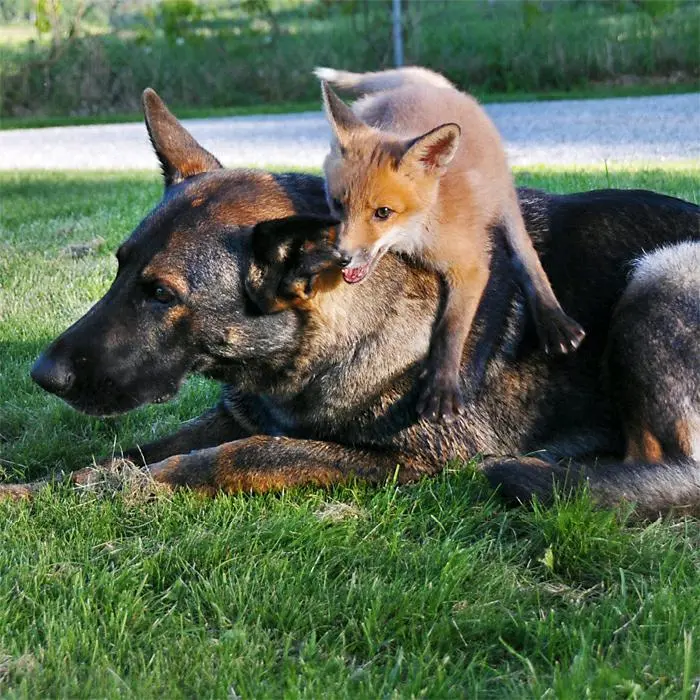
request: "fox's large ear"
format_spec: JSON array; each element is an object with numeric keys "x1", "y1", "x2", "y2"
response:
[
  {"x1": 320, "y1": 81, "x2": 366, "y2": 145},
  {"x1": 398, "y1": 123, "x2": 461, "y2": 174},
  {"x1": 246, "y1": 214, "x2": 343, "y2": 313},
  {"x1": 142, "y1": 88, "x2": 222, "y2": 188}
]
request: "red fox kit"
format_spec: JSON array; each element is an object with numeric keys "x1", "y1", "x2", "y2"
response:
[{"x1": 316, "y1": 66, "x2": 585, "y2": 421}]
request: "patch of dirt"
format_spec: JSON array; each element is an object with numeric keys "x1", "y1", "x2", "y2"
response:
[
  {"x1": 74, "y1": 458, "x2": 171, "y2": 504},
  {"x1": 313, "y1": 501, "x2": 364, "y2": 522},
  {"x1": 0, "y1": 482, "x2": 46, "y2": 501},
  {"x1": 60, "y1": 236, "x2": 105, "y2": 259},
  {"x1": 0, "y1": 651, "x2": 38, "y2": 685}
]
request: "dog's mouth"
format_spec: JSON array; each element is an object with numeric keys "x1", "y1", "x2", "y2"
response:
[{"x1": 55, "y1": 374, "x2": 184, "y2": 418}]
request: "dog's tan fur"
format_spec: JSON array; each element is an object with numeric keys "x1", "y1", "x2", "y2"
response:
[{"x1": 318, "y1": 66, "x2": 585, "y2": 419}]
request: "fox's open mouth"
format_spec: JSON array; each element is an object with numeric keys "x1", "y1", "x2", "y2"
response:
[
  {"x1": 341, "y1": 248, "x2": 386, "y2": 284},
  {"x1": 342, "y1": 263, "x2": 370, "y2": 284}
]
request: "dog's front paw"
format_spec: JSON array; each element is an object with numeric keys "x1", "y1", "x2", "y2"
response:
[{"x1": 536, "y1": 307, "x2": 586, "y2": 355}]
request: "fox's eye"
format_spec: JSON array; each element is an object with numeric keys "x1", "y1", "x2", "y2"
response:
[{"x1": 374, "y1": 207, "x2": 393, "y2": 221}]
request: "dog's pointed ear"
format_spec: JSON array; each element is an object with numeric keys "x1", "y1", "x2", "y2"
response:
[
  {"x1": 142, "y1": 88, "x2": 223, "y2": 188},
  {"x1": 320, "y1": 80, "x2": 366, "y2": 145},
  {"x1": 398, "y1": 123, "x2": 461, "y2": 174},
  {"x1": 246, "y1": 214, "x2": 342, "y2": 313}
]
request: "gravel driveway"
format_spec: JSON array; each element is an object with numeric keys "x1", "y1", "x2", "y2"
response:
[{"x1": 1, "y1": 93, "x2": 698, "y2": 171}]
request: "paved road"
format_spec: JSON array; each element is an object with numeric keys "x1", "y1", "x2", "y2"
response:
[{"x1": 1, "y1": 93, "x2": 698, "y2": 170}]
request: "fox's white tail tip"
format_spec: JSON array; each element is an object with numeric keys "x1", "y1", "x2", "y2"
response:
[{"x1": 313, "y1": 67, "x2": 339, "y2": 82}]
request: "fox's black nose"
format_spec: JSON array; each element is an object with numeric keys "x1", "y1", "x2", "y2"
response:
[
  {"x1": 337, "y1": 252, "x2": 352, "y2": 268},
  {"x1": 31, "y1": 353, "x2": 75, "y2": 396}
]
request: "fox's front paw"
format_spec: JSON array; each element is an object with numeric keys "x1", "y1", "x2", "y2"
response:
[
  {"x1": 536, "y1": 308, "x2": 586, "y2": 355},
  {"x1": 416, "y1": 368, "x2": 465, "y2": 423}
]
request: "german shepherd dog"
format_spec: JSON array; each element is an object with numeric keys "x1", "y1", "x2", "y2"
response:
[{"x1": 5, "y1": 90, "x2": 700, "y2": 517}]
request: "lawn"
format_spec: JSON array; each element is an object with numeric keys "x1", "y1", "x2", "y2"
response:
[{"x1": 0, "y1": 167, "x2": 699, "y2": 698}]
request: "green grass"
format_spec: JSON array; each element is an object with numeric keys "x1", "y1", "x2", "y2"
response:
[{"x1": 1, "y1": 167, "x2": 699, "y2": 697}]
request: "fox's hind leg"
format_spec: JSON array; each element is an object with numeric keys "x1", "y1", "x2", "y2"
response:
[
  {"x1": 503, "y1": 193, "x2": 585, "y2": 355},
  {"x1": 417, "y1": 264, "x2": 489, "y2": 422}
]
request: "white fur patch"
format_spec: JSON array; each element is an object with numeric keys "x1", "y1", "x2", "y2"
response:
[
  {"x1": 372, "y1": 216, "x2": 428, "y2": 259},
  {"x1": 314, "y1": 67, "x2": 338, "y2": 82},
  {"x1": 276, "y1": 242, "x2": 290, "y2": 260},
  {"x1": 626, "y1": 240, "x2": 700, "y2": 299},
  {"x1": 247, "y1": 262, "x2": 264, "y2": 286}
]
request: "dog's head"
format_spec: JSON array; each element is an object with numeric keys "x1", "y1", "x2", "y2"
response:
[
  {"x1": 320, "y1": 81, "x2": 461, "y2": 284},
  {"x1": 31, "y1": 89, "x2": 341, "y2": 416}
]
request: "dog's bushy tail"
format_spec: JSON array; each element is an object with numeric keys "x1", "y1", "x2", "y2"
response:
[
  {"x1": 482, "y1": 456, "x2": 700, "y2": 518},
  {"x1": 313, "y1": 66, "x2": 453, "y2": 95}
]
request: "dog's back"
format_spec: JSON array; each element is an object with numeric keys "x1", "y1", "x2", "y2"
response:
[
  {"x1": 482, "y1": 228, "x2": 700, "y2": 518},
  {"x1": 608, "y1": 241, "x2": 700, "y2": 463}
]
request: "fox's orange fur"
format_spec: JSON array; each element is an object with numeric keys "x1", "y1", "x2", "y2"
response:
[{"x1": 317, "y1": 66, "x2": 585, "y2": 420}]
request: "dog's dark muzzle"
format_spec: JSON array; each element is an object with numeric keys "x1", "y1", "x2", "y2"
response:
[
  {"x1": 31, "y1": 336, "x2": 151, "y2": 416},
  {"x1": 30, "y1": 301, "x2": 192, "y2": 416},
  {"x1": 30, "y1": 335, "x2": 111, "y2": 413},
  {"x1": 31, "y1": 349, "x2": 76, "y2": 397}
]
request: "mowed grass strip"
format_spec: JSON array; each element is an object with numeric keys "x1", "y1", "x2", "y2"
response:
[{"x1": 0, "y1": 168, "x2": 699, "y2": 698}]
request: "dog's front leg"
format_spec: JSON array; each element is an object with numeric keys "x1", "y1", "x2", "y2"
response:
[
  {"x1": 65, "y1": 402, "x2": 253, "y2": 489},
  {"x1": 0, "y1": 402, "x2": 251, "y2": 500},
  {"x1": 145, "y1": 436, "x2": 433, "y2": 495},
  {"x1": 111, "y1": 401, "x2": 251, "y2": 467}
]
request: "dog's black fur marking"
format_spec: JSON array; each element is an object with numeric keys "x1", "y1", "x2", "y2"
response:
[{"x1": 245, "y1": 214, "x2": 341, "y2": 313}]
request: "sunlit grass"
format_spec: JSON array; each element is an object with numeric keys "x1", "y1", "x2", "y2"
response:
[{"x1": 0, "y1": 167, "x2": 698, "y2": 698}]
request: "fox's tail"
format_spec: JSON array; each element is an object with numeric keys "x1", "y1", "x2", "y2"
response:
[
  {"x1": 313, "y1": 66, "x2": 453, "y2": 95},
  {"x1": 481, "y1": 456, "x2": 700, "y2": 518}
]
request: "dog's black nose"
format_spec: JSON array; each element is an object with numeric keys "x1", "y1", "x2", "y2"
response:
[{"x1": 31, "y1": 353, "x2": 75, "y2": 396}]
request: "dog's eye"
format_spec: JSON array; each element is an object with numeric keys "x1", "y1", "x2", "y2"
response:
[
  {"x1": 145, "y1": 283, "x2": 176, "y2": 305},
  {"x1": 331, "y1": 197, "x2": 344, "y2": 214},
  {"x1": 154, "y1": 286, "x2": 173, "y2": 303},
  {"x1": 374, "y1": 207, "x2": 393, "y2": 221}
]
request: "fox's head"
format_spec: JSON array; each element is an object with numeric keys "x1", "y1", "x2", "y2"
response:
[{"x1": 320, "y1": 81, "x2": 461, "y2": 284}]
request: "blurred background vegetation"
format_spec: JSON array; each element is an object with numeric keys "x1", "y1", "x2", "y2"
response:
[{"x1": 0, "y1": 0, "x2": 698, "y2": 120}]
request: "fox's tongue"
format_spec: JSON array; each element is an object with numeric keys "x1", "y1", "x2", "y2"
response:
[{"x1": 342, "y1": 263, "x2": 370, "y2": 284}]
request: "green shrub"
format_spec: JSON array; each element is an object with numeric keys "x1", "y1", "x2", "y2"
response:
[{"x1": 1, "y1": 0, "x2": 698, "y2": 117}]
